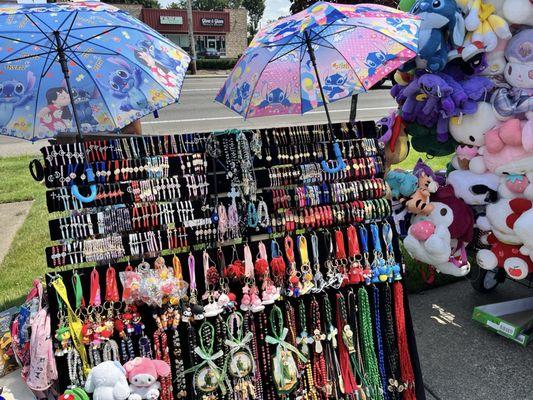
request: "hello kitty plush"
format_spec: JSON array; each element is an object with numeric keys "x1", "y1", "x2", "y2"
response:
[
  {"x1": 448, "y1": 102, "x2": 499, "y2": 171},
  {"x1": 477, "y1": 233, "x2": 533, "y2": 280}
]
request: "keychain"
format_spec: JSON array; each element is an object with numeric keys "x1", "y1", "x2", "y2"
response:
[
  {"x1": 358, "y1": 225, "x2": 373, "y2": 285},
  {"x1": 382, "y1": 221, "x2": 402, "y2": 281},
  {"x1": 370, "y1": 223, "x2": 390, "y2": 283},
  {"x1": 346, "y1": 225, "x2": 365, "y2": 284},
  {"x1": 285, "y1": 236, "x2": 302, "y2": 297},
  {"x1": 297, "y1": 235, "x2": 315, "y2": 295}
]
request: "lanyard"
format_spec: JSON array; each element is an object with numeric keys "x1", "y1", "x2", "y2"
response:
[
  {"x1": 311, "y1": 233, "x2": 320, "y2": 268},
  {"x1": 382, "y1": 221, "x2": 394, "y2": 258},
  {"x1": 243, "y1": 244, "x2": 254, "y2": 279},
  {"x1": 105, "y1": 266, "x2": 120, "y2": 303},
  {"x1": 284, "y1": 235, "x2": 295, "y2": 265},
  {"x1": 334, "y1": 230, "x2": 346, "y2": 259},
  {"x1": 370, "y1": 223, "x2": 382, "y2": 254},
  {"x1": 188, "y1": 253, "x2": 196, "y2": 292},
  {"x1": 72, "y1": 271, "x2": 84, "y2": 309},
  {"x1": 173, "y1": 254, "x2": 183, "y2": 280},
  {"x1": 347, "y1": 225, "x2": 361, "y2": 258},
  {"x1": 89, "y1": 268, "x2": 101, "y2": 307},
  {"x1": 51, "y1": 277, "x2": 90, "y2": 375},
  {"x1": 271, "y1": 239, "x2": 280, "y2": 259},
  {"x1": 258, "y1": 241, "x2": 268, "y2": 261},
  {"x1": 297, "y1": 235, "x2": 310, "y2": 266},
  {"x1": 358, "y1": 225, "x2": 369, "y2": 256}
]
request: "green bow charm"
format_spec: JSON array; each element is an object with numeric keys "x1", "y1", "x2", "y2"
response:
[
  {"x1": 184, "y1": 322, "x2": 227, "y2": 395},
  {"x1": 266, "y1": 306, "x2": 307, "y2": 395}
]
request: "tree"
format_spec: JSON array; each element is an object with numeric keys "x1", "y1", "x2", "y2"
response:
[
  {"x1": 167, "y1": 1, "x2": 181, "y2": 8},
  {"x1": 170, "y1": 0, "x2": 230, "y2": 10},
  {"x1": 242, "y1": 0, "x2": 265, "y2": 37},
  {"x1": 112, "y1": 0, "x2": 161, "y2": 9}
]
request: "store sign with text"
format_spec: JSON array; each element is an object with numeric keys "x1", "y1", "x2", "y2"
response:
[
  {"x1": 201, "y1": 17, "x2": 224, "y2": 27},
  {"x1": 160, "y1": 15, "x2": 183, "y2": 25}
]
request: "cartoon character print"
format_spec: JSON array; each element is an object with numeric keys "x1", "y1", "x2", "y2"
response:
[
  {"x1": 0, "y1": 71, "x2": 35, "y2": 131},
  {"x1": 72, "y1": 87, "x2": 99, "y2": 127},
  {"x1": 107, "y1": 57, "x2": 149, "y2": 112},
  {"x1": 37, "y1": 87, "x2": 73, "y2": 135},
  {"x1": 258, "y1": 83, "x2": 292, "y2": 109},
  {"x1": 323, "y1": 72, "x2": 348, "y2": 99},
  {"x1": 386, "y1": 17, "x2": 413, "y2": 34},
  {"x1": 136, "y1": 38, "x2": 186, "y2": 75},
  {"x1": 364, "y1": 49, "x2": 396, "y2": 76},
  {"x1": 232, "y1": 82, "x2": 251, "y2": 112}
]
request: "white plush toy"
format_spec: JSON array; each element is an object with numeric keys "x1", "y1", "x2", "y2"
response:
[
  {"x1": 447, "y1": 169, "x2": 500, "y2": 205},
  {"x1": 480, "y1": 37, "x2": 508, "y2": 79},
  {"x1": 498, "y1": 172, "x2": 533, "y2": 200},
  {"x1": 85, "y1": 361, "x2": 131, "y2": 400},
  {"x1": 449, "y1": 102, "x2": 499, "y2": 171},
  {"x1": 502, "y1": 0, "x2": 533, "y2": 26},
  {"x1": 404, "y1": 202, "x2": 470, "y2": 276},
  {"x1": 512, "y1": 205, "x2": 533, "y2": 258},
  {"x1": 485, "y1": 198, "x2": 525, "y2": 244}
]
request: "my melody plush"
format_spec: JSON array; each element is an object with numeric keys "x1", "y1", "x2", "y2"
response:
[
  {"x1": 491, "y1": 29, "x2": 533, "y2": 120},
  {"x1": 448, "y1": 101, "x2": 499, "y2": 170},
  {"x1": 477, "y1": 232, "x2": 533, "y2": 280},
  {"x1": 409, "y1": 0, "x2": 466, "y2": 72},
  {"x1": 404, "y1": 185, "x2": 474, "y2": 276},
  {"x1": 123, "y1": 357, "x2": 171, "y2": 400},
  {"x1": 84, "y1": 361, "x2": 131, "y2": 400}
]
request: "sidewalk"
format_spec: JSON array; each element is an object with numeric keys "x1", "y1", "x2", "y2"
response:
[{"x1": 410, "y1": 279, "x2": 533, "y2": 400}]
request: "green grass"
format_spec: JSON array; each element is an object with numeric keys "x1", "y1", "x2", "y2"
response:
[
  {"x1": 396, "y1": 147, "x2": 450, "y2": 172},
  {"x1": 0, "y1": 155, "x2": 49, "y2": 311}
]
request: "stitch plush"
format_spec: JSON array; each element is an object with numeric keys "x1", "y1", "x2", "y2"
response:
[
  {"x1": 410, "y1": 0, "x2": 466, "y2": 72},
  {"x1": 386, "y1": 170, "x2": 419, "y2": 199},
  {"x1": 477, "y1": 233, "x2": 533, "y2": 280},
  {"x1": 123, "y1": 357, "x2": 171, "y2": 400}
]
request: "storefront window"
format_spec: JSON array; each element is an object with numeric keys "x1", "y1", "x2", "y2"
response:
[{"x1": 196, "y1": 34, "x2": 226, "y2": 57}]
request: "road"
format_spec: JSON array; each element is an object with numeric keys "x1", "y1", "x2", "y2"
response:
[{"x1": 0, "y1": 76, "x2": 397, "y2": 157}]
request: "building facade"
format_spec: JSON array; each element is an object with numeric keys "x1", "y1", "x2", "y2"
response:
[{"x1": 141, "y1": 8, "x2": 248, "y2": 59}]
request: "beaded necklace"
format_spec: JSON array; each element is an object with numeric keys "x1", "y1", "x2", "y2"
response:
[
  {"x1": 225, "y1": 312, "x2": 255, "y2": 399},
  {"x1": 383, "y1": 285, "x2": 401, "y2": 399},
  {"x1": 245, "y1": 312, "x2": 263, "y2": 399},
  {"x1": 297, "y1": 300, "x2": 318, "y2": 400},
  {"x1": 358, "y1": 287, "x2": 384, "y2": 400},
  {"x1": 373, "y1": 286, "x2": 391, "y2": 400},
  {"x1": 170, "y1": 309, "x2": 187, "y2": 398},
  {"x1": 258, "y1": 311, "x2": 276, "y2": 400},
  {"x1": 322, "y1": 295, "x2": 341, "y2": 398},
  {"x1": 310, "y1": 297, "x2": 327, "y2": 394},
  {"x1": 393, "y1": 282, "x2": 416, "y2": 400},
  {"x1": 335, "y1": 293, "x2": 358, "y2": 396},
  {"x1": 153, "y1": 315, "x2": 173, "y2": 400}
]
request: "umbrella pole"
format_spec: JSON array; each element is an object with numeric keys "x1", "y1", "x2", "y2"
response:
[
  {"x1": 304, "y1": 31, "x2": 335, "y2": 139},
  {"x1": 304, "y1": 31, "x2": 346, "y2": 173},
  {"x1": 53, "y1": 31, "x2": 83, "y2": 142}
]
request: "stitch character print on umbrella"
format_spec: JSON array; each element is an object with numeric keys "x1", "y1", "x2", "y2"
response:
[{"x1": 0, "y1": 2, "x2": 190, "y2": 141}]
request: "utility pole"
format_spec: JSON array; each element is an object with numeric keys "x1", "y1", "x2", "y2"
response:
[{"x1": 186, "y1": 0, "x2": 197, "y2": 74}]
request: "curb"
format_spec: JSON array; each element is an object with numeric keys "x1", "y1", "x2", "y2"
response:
[{"x1": 186, "y1": 74, "x2": 229, "y2": 79}]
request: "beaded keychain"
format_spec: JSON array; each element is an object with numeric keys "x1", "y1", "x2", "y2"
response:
[
  {"x1": 225, "y1": 312, "x2": 255, "y2": 399},
  {"x1": 203, "y1": 250, "x2": 223, "y2": 318},
  {"x1": 185, "y1": 321, "x2": 227, "y2": 399},
  {"x1": 254, "y1": 241, "x2": 279, "y2": 305},
  {"x1": 265, "y1": 305, "x2": 306, "y2": 396},
  {"x1": 240, "y1": 245, "x2": 264, "y2": 313}
]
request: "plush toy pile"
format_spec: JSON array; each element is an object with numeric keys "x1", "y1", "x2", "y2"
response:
[{"x1": 383, "y1": 0, "x2": 532, "y2": 280}]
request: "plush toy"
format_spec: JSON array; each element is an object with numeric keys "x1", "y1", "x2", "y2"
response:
[
  {"x1": 501, "y1": 0, "x2": 533, "y2": 26},
  {"x1": 512, "y1": 204, "x2": 533, "y2": 258},
  {"x1": 483, "y1": 117, "x2": 533, "y2": 174},
  {"x1": 123, "y1": 357, "x2": 171, "y2": 400},
  {"x1": 449, "y1": 102, "x2": 499, "y2": 170},
  {"x1": 404, "y1": 185, "x2": 474, "y2": 276},
  {"x1": 447, "y1": 169, "x2": 500, "y2": 204},
  {"x1": 410, "y1": 0, "x2": 466, "y2": 72},
  {"x1": 386, "y1": 170, "x2": 418, "y2": 199},
  {"x1": 498, "y1": 172, "x2": 533, "y2": 199},
  {"x1": 446, "y1": 41, "x2": 488, "y2": 76},
  {"x1": 377, "y1": 112, "x2": 410, "y2": 168},
  {"x1": 477, "y1": 233, "x2": 533, "y2": 280},
  {"x1": 85, "y1": 361, "x2": 130, "y2": 400},
  {"x1": 457, "y1": 0, "x2": 511, "y2": 51},
  {"x1": 406, "y1": 122, "x2": 458, "y2": 156},
  {"x1": 485, "y1": 198, "x2": 530, "y2": 244},
  {"x1": 480, "y1": 37, "x2": 508, "y2": 80},
  {"x1": 59, "y1": 388, "x2": 90, "y2": 400}
]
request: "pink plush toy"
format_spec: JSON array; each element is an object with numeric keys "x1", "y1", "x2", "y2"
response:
[
  {"x1": 123, "y1": 357, "x2": 171, "y2": 400},
  {"x1": 474, "y1": 117, "x2": 533, "y2": 174}
]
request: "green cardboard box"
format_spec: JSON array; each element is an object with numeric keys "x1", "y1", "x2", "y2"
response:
[{"x1": 472, "y1": 297, "x2": 533, "y2": 347}]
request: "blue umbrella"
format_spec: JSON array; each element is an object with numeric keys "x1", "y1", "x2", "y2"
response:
[{"x1": 0, "y1": 1, "x2": 190, "y2": 141}]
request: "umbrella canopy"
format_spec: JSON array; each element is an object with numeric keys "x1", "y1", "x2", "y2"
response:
[
  {"x1": 0, "y1": 1, "x2": 190, "y2": 141},
  {"x1": 216, "y1": 2, "x2": 419, "y2": 119}
]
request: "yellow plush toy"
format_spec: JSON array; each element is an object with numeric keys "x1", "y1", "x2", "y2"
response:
[{"x1": 457, "y1": 0, "x2": 511, "y2": 52}]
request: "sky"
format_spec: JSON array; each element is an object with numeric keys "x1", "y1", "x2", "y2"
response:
[{"x1": 158, "y1": 0, "x2": 291, "y2": 27}]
